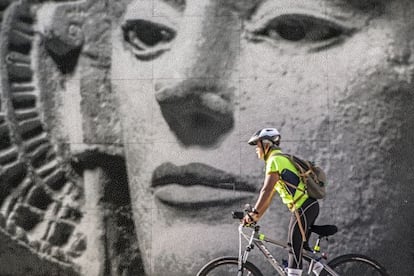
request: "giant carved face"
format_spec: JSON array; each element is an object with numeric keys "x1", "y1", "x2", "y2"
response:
[
  {"x1": 112, "y1": 0, "x2": 414, "y2": 275},
  {"x1": 1, "y1": 0, "x2": 413, "y2": 275}
]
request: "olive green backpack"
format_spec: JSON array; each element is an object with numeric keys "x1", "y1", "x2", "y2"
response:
[{"x1": 275, "y1": 153, "x2": 327, "y2": 199}]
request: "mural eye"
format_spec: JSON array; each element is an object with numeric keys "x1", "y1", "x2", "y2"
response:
[
  {"x1": 251, "y1": 14, "x2": 353, "y2": 48},
  {"x1": 121, "y1": 19, "x2": 176, "y2": 61}
]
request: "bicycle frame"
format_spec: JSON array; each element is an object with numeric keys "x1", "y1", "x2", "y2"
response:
[{"x1": 237, "y1": 224, "x2": 339, "y2": 276}]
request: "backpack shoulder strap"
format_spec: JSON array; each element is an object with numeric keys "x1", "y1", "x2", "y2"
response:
[
  {"x1": 269, "y1": 152, "x2": 306, "y2": 192},
  {"x1": 269, "y1": 152, "x2": 291, "y2": 160},
  {"x1": 270, "y1": 152, "x2": 304, "y2": 171}
]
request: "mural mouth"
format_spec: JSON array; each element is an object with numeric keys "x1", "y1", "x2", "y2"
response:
[{"x1": 151, "y1": 162, "x2": 257, "y2": 208}]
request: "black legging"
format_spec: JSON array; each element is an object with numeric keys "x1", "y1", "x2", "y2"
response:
[{"x1": 288, "y1": 198, "x2": 319, "y2": 269}]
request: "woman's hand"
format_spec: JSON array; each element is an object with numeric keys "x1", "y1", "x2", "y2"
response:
[{"x1": 242, "y1": 212, "x2": 258, "y2": 225}]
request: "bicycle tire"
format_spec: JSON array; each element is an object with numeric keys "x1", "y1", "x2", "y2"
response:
[
  {"x1": 196, "y1": 256, "x2": 263, "y2": 276},
  {"x1": 320, "y1": 253, "x2": 389, "y2": 276}
]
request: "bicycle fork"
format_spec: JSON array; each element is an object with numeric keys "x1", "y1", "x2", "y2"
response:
[
  {"x1": 238, "y1": 225, "x2": 286, "y2": 276},
  {"x1": 237, "y1": 226, "x2": 255, "y2": 276}
]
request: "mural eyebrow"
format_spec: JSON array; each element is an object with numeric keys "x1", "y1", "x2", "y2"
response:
[
  {"x1": 159, "y1": 0, "x2": 186, "y2": 11},
  {"x1": 158, "y1": 0, "x2": 264, "y2": 14},
  {"x1": 334, "y1": 0, "x2": 386, "y2": 13}
]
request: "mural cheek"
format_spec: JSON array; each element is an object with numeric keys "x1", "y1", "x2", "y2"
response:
[
  {"x1": 239, "y1": 76, "x2": 330, "y2": 144},
  {"x1": 320, "y1": 25, "x2": 414, "y2": 274}
]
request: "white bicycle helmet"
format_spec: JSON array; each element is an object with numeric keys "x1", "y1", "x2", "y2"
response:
[{"x1": 248, "y1": 128, "x2": 281, "y2": 146}]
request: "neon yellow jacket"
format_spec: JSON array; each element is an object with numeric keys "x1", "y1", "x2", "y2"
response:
[{"x1": 265, "y1": 149, "x2": 308, "y2": 211}]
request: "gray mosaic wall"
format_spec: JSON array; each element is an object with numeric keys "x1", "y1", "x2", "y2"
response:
[{"x1": 0, "y1": 0, "x2": 413, "y2": 275}]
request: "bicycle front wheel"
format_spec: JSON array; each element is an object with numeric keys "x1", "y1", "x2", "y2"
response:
[
  {"x1": 196, "y1": 256, "x2": 263, "y2": 276},
  {"x1": 320, "y1": 254, "x2": 389, "y2": 276}
]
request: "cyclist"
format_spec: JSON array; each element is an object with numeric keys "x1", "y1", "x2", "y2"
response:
[{"x1": 244, "y1": 128, "x2": 320, "y2": 276}]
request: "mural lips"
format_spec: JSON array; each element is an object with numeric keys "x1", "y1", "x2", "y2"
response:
[{"x1": 151, "y1": 162, "x2": 257, "y2": 208}]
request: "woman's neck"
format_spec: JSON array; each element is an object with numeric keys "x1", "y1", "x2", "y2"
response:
[{"x1": 264, "y1": 147, "x2": 281, "y2": 161}]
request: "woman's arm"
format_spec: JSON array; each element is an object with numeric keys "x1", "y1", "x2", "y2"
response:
[{"x1": 243, "y1": 172, "x2": 278, "y2": 223}]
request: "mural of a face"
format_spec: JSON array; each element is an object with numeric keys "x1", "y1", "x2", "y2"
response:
[
  {"x1": 0, "y1": 0, "x2": 413, "y2": 275},
  {"x1": 112, "y1": 0, "x2": 414, "y2": 275}
]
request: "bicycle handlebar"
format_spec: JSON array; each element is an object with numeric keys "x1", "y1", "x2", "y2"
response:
[
  {"x1": 232, "y1": 204, "x2": 259, "y2": 219},
  {"x1": 232, "y1": 204, "x2": 260, "y2": 228},
  {"x1": 232, "y1": 211, "x2": 244, "y2": 220}
]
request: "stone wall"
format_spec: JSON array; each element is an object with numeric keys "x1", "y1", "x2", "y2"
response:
[{"x1": 0, "y1": 0, "x2": 413, "y2": 275}]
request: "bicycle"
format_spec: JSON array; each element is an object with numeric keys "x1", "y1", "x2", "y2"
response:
[{"x1": 197, "y1": 205, "x2": 389, "y2": 276}]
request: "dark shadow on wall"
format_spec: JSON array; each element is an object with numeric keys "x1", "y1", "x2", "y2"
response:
[
  {"x1": 72, "y1": 153, "x2": 145, "y2": 276},
  {"x1": 46, "y1": 48, "x2": 82, "y2": 75}
]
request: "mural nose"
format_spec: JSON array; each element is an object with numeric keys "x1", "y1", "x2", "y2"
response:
[{"x1": 155, "y1": 81, "x2": 234, "y2": 147}]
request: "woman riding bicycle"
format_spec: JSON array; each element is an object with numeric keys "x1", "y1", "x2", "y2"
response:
[{"x1": 244, "y1": 128, "x2": 320, "y2": 276}]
